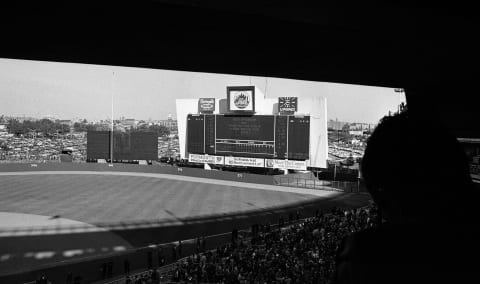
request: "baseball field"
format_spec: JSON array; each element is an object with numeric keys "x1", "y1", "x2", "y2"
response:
[{"x1": 0, "y1": 167, "x2": 371, "y2": 282}]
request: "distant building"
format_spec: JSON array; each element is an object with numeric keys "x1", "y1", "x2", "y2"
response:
[
  {"x1": 328, "y1": 119, "x2": 347, "y2": 131},
  {"x1": 349, "y1": 130, "x2": 364, "y2": 136},
  {"x1": 43, "y1": 116, "x2": 56, "y2": 121},
  {"x1": 349, "y1": 123, "x2": 376, "y2": 131},
  {"x1": 122, "y1": 118, "x2": 137, "y2": 129},
  {"x1": 9, "y1": 116, "x2": 37, "y2": 123},
  {"x1": 58, "y1": 119, "x2": 72, "y2": 126},
  {"x1": 157, "y1": 119, "x2": 178, "y2": 130}
]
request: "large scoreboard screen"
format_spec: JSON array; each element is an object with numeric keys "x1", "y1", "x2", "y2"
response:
[
  {"x1": 187, "y1": 114, "x2": 310, "y2": 160},
  {"x1": 216, "y1": 116, "x2": 275, "y2": 157}
]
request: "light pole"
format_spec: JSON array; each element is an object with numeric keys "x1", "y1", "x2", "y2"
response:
[{"x1": 110, "y1": 71, "x2": 114, "y2": 165}]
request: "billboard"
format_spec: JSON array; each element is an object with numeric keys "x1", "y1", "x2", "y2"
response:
[
  {"x1": 188, "y1": 154, "x2": 224, "y2": 164},
  {"x1": 265, "y1": 159, "x2": 307, "y2": 170},
  {"x1": 278, "y1": 97, "x2": 298, "y2": 114},
  {"x1": 87, "y1": 131, "x2": 111, "y2": 160},
  {"x1": 227, "y1": 86, "x2": 255, "y2": 113},
  {"x1": 87, "y1": 131, "x2": 158, "y2": 161},
  {"x1": 198, "y1": 98, "x2": 215, "y2": 113},
  {"x1": 225, "y1": 156, "x2": 265, "y2": 167},
  {"x1": 116, "y1": 132, "x2": 158, "y2": 160}
]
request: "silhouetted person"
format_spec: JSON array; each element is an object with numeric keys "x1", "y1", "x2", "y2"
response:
[
  {"x1": 100, "y1": 263, "x2": 107, "y2": 279},
  {"x1": 107, "y1": 261, "x2": 113, "y2": 278},
  {"x1": 124, "y1": 259, "x2": 130, "y2": 275},
  {"x1": 196, "y1": 237, "x2": 201, "y2": 253},
  {"x1": 201, "y1": 236, "x2": 206, "y2": 251},
  {"x1": 178, "y1": 240, "x2": 182, "y2": 257},
  {"x1": 36, "y1": 273, "x2": 47, "y2": 284},
  {"x1": 73, "y1": 276, "x2": 82, "y2": 284},
  {"x1": 171, "y1": 245, "x2": 177, "y2": 261},
  {"x1": 66, "y1": 272, "x2": 73, "y2": 284},
  {"x1": 334, "y1": 111, "x2": 479, "y2": 284},
  {"x1": 147, "y1": 251, "x2": 153, "y2": 269},
  {"x1": 158, "y1": 248, "x2": 166, "y2": 266}
]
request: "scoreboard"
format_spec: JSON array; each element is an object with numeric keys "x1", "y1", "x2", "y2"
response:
[{"x1": 187, "y1": 114, "x2": 310, "y2": 160}]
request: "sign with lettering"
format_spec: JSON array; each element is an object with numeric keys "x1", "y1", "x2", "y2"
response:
[
  {"x1": 225, "y1": 156, "x2": 264, "y2": 167},
  {"x1": 278, "y1": 97, "x2": 298, "y2": 114},
  {"x1": 198, "y1": 98, "x2": 215, "y2": 113},
  {"x1": 265, "y1": 159, "x2": 307, "y2": 170},
  {"x1": 189, "y1": 154, "x2": 224, "y2": 164},
  {"x1": 227, "y1": 86, "x2": 255, "y2": 113}
]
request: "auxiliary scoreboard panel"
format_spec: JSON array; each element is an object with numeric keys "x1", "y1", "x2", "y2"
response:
[{"x1": 186, "y1": 114, "x2": 309, "y2": 160}]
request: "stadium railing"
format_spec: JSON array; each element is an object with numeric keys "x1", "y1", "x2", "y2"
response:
[{"x1": 274, "y1": 176, "x2": 363, "y2": 193}]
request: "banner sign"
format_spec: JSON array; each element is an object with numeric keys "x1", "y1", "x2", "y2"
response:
[
  {"x1": 225, "y1": 156, "x2": 264, "y2": 167},
  {"x1": 278, "y1": 97, "x2": 298, "y2": 114},
  {"x1": 265, "y1": 159, "x2": 307, "y2": 170},
  {"x1": 198, "y1": 98, "x2": 215, "y2": 113},
  {"x1": 189, "y1": 154, "x2": 224, "y2": 165},
  {"x1": 227, "y1": 86, "x2": 255, "y2": 113}
]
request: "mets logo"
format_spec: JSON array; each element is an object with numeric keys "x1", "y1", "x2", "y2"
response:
[{"x1": 233, "y1": 92, "x2": 250, "y2": 109}]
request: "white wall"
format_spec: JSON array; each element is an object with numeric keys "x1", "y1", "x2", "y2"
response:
[{"x1": 176, "y1": 87, "x2": 328, "y2": 168}]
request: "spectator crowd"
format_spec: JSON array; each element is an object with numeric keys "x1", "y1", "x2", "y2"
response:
[{"x1": 158, "y1": 205, "x2": 379, "y2": 284}]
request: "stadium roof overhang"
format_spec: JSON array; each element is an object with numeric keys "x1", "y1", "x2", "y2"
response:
[{"x1": 1, "y1": 1, "x2": 478, "y2": 137}]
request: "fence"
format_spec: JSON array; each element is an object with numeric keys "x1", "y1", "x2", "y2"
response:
[{"x1": 274, "y1": 176, "x2": 363, "y2": 193}]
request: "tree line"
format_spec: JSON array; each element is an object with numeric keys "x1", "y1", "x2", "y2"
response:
[
  {"x1": 5, "y1": 118, "x2": 171, "y2": 138},
  {"x1": 73, "y1": 121, "x2": 171, "y2": 137},
  {"x1": 6, "y1": 119, "x2": 70, "y2": 136}
]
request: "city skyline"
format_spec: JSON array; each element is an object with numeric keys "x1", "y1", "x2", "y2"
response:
[{"x1": 0, "y1": 58, "x2": 405, "y2": 124}]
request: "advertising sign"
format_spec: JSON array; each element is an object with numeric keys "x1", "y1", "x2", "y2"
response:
[
  {"x1": 227, "y1": 86, "x2": 255, "y2": 113},
  {"x1": 198, "y1": 98, "x2": 215, "y2": 113},
  {"x1": 278, "y1": 97, "x2": 298, "y2": 114},
  {"x1": 225, "y1": 156, "x2": 264, "y2": 167},
  {"x1": 189, "y1": 154, "x2": 225, "y2": 165},
  {"x1": 265, "y1": 159, "x2": 307, "y2": 170},
  {"x1": 285, "y1": 160, "x2": 307, "y2": 171}
]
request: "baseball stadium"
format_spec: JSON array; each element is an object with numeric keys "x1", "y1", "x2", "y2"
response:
[
  {"x1": 2, "y1": 3, "x2": 478, "y2": 283},
  {"x1": 0, "y1": 88, "x2": 374, "y2": 283}
]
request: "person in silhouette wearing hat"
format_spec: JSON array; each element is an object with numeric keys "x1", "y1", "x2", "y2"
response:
[{"x1": 334, "y1": 111, "x2": 479, "y2": 284}]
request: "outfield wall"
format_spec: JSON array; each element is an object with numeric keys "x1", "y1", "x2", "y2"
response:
[{"x1": 0, "y1": 163, "x2": 275, "y2": 185}]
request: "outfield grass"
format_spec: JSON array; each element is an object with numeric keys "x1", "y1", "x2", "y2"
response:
[{"x1": 0, "y1": 174, "x2": 321, "y2": 225}]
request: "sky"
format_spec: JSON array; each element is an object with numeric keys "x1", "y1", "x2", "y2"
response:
[{"x1": 0, "y1": 58, "x2": 405, "y2": 124}]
